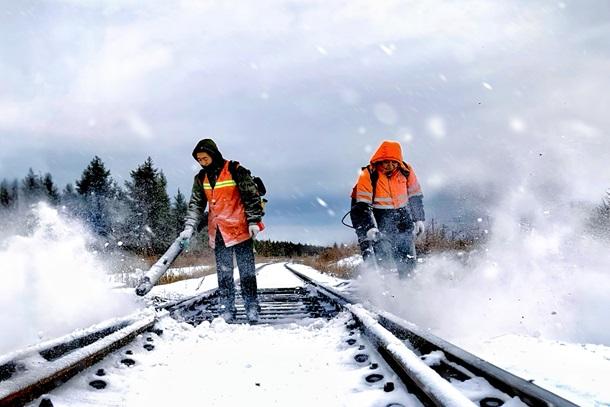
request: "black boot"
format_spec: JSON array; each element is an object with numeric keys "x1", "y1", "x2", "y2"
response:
[{"x1": 245, "y1": 304, "x2": 259, "y2": 324}]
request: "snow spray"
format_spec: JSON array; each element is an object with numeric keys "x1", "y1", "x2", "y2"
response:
[
  {"x1": 0, "y1": 202, "x2": 140, "y2": 355},
  {"x1": 356, "y1": 126, "x2": 610, "y2": 347}
]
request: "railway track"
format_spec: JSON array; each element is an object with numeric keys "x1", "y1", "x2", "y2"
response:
[
  {"x1": 0, "y1": 262, "x2": 579, "y2": 406},
  {"x1": 0, "y1": 311, "x2": 156, "y2": 407},
  {"x1": 283, "y1": 264, "x2": 578, "y2": 407}
]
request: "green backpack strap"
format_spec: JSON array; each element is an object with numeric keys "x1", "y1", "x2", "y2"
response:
[
  {"x1": 228, "y1": 160, "x2": 267, "y2": 197},
  {"x1": 227, "y1": 160, "x2": 240, "y2": 176}
]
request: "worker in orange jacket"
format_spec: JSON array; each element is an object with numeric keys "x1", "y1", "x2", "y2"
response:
[
  {"x1": 179, "y1": 139, "x2": 265, "y2": 322},
  {"x1": 350, "y1": 140, "x2": 425, "y2": 278}
]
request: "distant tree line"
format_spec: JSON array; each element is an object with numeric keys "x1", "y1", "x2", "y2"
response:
[
  {"x1": 0, "y1": 156, "x2": 331, "y2": 258},
  {"x1": 5, "y1": 156, "x2": 607, "y2": 259},
  {"x1": 0, "y1": 156, "x2": 187, "y2": 256},
  {"x1": 254, "y1": 239, "x2": 326, "y2": 257}
]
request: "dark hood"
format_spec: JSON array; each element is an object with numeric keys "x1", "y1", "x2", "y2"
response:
[{"x1": 192, "y1": 139, "x2": 224, "y2": 166}]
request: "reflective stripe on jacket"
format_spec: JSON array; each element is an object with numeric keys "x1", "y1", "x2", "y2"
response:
[
  {"x1": 351, "y1": 163, "x2": 423, "y2": 209},
  {"x1": 204, "y1": 161, "x2": 250, "y2": 249},
  {"x1": 350, "y1": 140, "x2": 425, "y2": 235}
]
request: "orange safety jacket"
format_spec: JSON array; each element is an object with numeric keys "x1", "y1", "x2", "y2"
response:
[
  {"x1": 351, "y1": 141, "x2": 423, "y2": 210},
  {"x1": 203, "y1": 161, "x2": 251, "y2": 249}
]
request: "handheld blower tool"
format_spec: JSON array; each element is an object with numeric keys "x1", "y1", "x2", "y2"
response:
[{"x1": 135, "y1": 237, "x2": 186, "y2": 296}]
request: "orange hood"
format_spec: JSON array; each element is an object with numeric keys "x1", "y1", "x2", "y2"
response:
[{"x1": 370, "y1": 140, "x2": 404, "y2": 164}]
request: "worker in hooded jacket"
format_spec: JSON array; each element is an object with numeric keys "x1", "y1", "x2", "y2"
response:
[
  {"x1": 350, "y1": 140, "x2": 425, "y2": 278},
  {"x1": 179, "y1": 139, "x2": 265, "y2": 323}
]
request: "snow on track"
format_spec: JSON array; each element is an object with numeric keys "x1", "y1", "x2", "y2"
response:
[
  {"x1": 28, "y1": 264, "x2": 416, "y2": 406},
  {"x1": 256, "y1": 262, "x2": 305, "y2": 289},
  {"x1": 30, "y1": 313, "x2": 415, "y2": 407}
]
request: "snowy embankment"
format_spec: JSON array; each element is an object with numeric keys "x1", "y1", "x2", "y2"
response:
[
  {"x1": 336, "y1": 254, "x2": 363, "y2": 268},
  {"x1": 463, "y1": 334, "x2": 610, "y2": 406},
  {"x1": 164, "y1": 264, "x2": 213, "y2": 278}
]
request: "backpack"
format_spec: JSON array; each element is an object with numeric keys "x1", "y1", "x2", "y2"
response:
[{"x1": 228, "y1": 160, "x2": 268, "y2": 209}]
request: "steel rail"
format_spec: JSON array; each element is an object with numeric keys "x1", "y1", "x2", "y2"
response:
[
  {"x1": 1, "y1": 262, "x2": 579, "y2": 406},
  {"x1": 284, "y1": 263, "x2": 579, "y2": 407},
  {"x1": 157, "y1": 263, "x2": 270, "y2": 312},
  {"x1": 0, "y1": 263, "x2": 270, "y2": 405},
  {"x1": 0, "y1": 311, "x2": 156, "y2": 407}
]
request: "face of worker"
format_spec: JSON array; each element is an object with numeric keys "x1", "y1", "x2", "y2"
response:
[
  {"x1": 377, "y1": 160, "x2": 399, "y2": 176},
  {"x1": 196, "y1": 152, "x2": 213, "y2": 167}
]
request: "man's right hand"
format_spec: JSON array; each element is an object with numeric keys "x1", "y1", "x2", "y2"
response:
[
  {"x1": 366, "y1": 227, "x2": 381, "y2": 242},
  {"x1": 179, "y1": 226, "x2": 194, "y2": 248}
]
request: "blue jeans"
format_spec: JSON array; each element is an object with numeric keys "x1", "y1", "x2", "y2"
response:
[
  {"x1": 214, "y1": 231, "x2": 258, "y2": 311},
  {"x1": 373, "y1": 207, "x2": 417, "y2": 278},
  {"x1": 373, "y1": 231, "x2": 416, "y2": 278}
]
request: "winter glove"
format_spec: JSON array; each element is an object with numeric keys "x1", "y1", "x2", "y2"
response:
[
  {"x1": 413, "y1": 221, "x2": 425, "y2": 237},
  {"x1": 248, "y1": 222, "x2": 265, "y2": 239},
  {"x1": 179, "y1": 226, "x2": 194, "y2": 249},
  {"x1": 366, "y1": 227, "x2": 381, "y2": 242}
]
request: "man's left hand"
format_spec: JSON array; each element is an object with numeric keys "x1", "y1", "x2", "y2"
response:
[
  {"x1": 249, "y1": 223, "x2": 263, "y2": 238},
  {"x1": 413, "y1": 221, "x2": 425, "y2": 237}
]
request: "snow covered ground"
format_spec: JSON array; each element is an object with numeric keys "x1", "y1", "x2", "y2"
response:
[
  {"x1": 461, "y1": 334, "x2": 610, "y2": 406},
  {"x1": 288, "y1": 263, "x2": 610, "y2": 406},
  {"x1": 336, "y1": 254, "x2": 364, "y2": 268},
  {"x1": 15, "y1": 262, "x2": 608, "y2": 406},
  {"x1": 3, "y1": 205, "x2": 609, "y2": 406},
  {"x1": 27, "y1": 264, "x2": 415, "y2": 407},
  {"x1": 32, "y1": 315, "x2": 414, "y2": 406}
]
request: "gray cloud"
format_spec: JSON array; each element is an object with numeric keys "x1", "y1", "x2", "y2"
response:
[{"x1": 1, "y1": 0, "x2": 610, "y2": 244}]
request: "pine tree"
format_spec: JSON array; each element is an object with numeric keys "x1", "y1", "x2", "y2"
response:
[
  {"x1": 21, "y1": 168, "x2": 45, "y2": 204},
  {"x1": 42, "y1": 173, "x2": 60, "y2": 205},
  {"x1": 10, "y1": 180, "x2": 18, "y2": 204},
  {"x1": 105, "y1": 181, "x2": 129, "y2": 242},
  {"x1": 75, "y1": 157, "x2": 114, "y2": 236},
  {"x1": 76, "y1": 156, "x2": 112, "y2": 196},
  {"x1": 62, "y1": 183, "x2": 77, "y2": 199},
  {"x1": 152, "y1": 172, "x2": 173, "y2": 250},
  {"x1": 0, "y1": 179, "x2": 13, "y2": 208},
  {"x1": 171, "y1": 189, "x2": 188, "y2": 235},
  {"x1": 123, "y1": 157, "x2": 172, "y2": 255},
  {"x1": 61, "y1": 183, "x2": 81, "y2": 215}
]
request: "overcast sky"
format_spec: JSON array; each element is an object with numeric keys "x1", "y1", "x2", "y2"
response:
[{"x1": 1, "y1": 0, "x2": 610, "y2": 244}]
